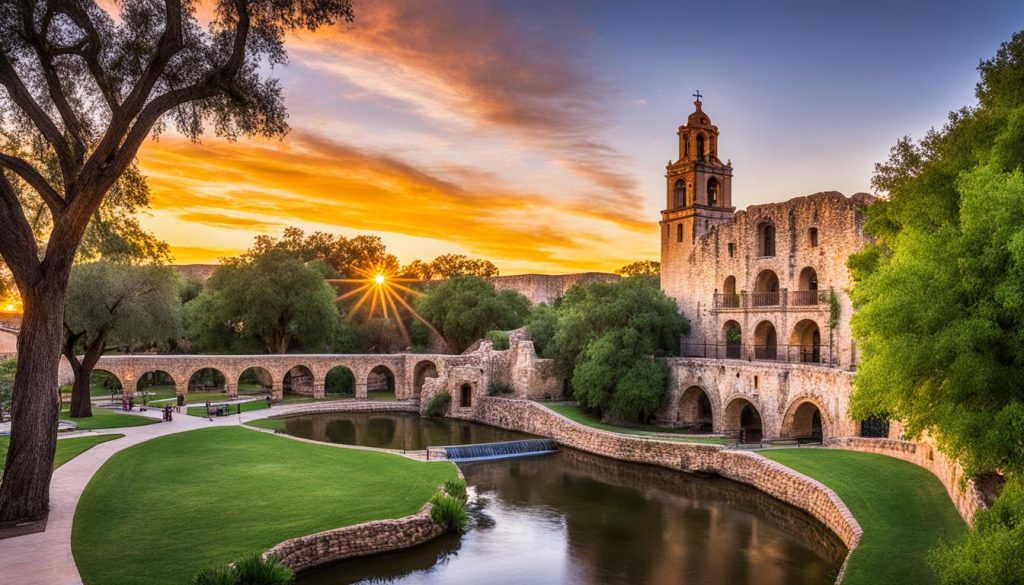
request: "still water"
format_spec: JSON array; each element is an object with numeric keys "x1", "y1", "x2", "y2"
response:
[
  {"x1": 293, "y1": 416, "x2": 846, "y2": 585},
  {"x1": 268, "y1": 412, "x2": 533, "y2": 450}
]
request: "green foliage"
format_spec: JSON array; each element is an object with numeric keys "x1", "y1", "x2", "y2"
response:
[
  {"x1": 443, "y1": 479, "x2": 468, "y2": 502},
  {"x1": 487, "y1": 381, "x2": 513, "y2": 396},
  {"x1": 933, "y1": 476, "x2": 1024, "y2": 585},
  {"x1": 0, "y1": 359, "x2": 14, "y2": 421},
  {"x1": 525, "y1": 304, "x2": 559, "y2": 358},
  {"x1": 185, "y1": 250, "x2": 339, "y2": 354},
  {"x1": 827, "y1": 289, "x2": 840, "y2": 330},
  {"x1": 849, "y1": 33, "x2": 1024, "y2": 477},
  {"x1": 192, "y1": 566, "x2": 238, "y2": 585},
  {"x1": 429, "y1": 492, "x2": 469, "y2": 532},
  {"x1": 324, "y1": 367, "x2": 355, "y2": 395},
  {"x1": 244, "y1": 227, "x2": 401, "y2": 279},
  {"x1": 416, "y1": 276, "x2": 530, "y2": 352},
  {"x1": 725, "y1": 324, "x2": 742, "y2": 344},
  {"x1": 425, "y1": 392, "x2": 451, "y2": 417},
  {"x1": 234, "y1": 554, "x2": 295, "y2": 585},
  {"x1": 485, "y1": 330, "x2": 510, "y2": 350},
  {"x1": 615, "y1": 260, "x2": 660, "y2": 277},
  {"x1": 542, "y1": 276, "x2": 688, "y2": 422},
  {"x1": 404, "y1": 254, "x2": 499, "y2": 279}
]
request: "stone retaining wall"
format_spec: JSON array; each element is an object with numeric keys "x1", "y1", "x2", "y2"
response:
[
  {"x1": 264, "y1": 505, "x2": 443, "y2": 572},
  {"x1": 827, "y1": 436, "x2": 983, "y2": 524},
  {"x1": 473, "y1": 397, "x2": 862, "y2": 554}
]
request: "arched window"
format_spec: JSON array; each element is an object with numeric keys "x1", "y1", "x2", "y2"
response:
[
  {"x1": 753, "y1": 270, "x2": 780, "y2": 306},
  {"x1": 673, "y1": 179, "x2": 686, "y2": 208},
  {"x1": 707, "y1": 177, "x2": 719, "y2": 206},
  {"x1": 683, "y1": 135, "x2": 690, "y2": 158},
  {"x1": 757, "y1": 221, "x2": 776, "y2": 257},
  {"x1": 722, "y1": 320, "x2": 742, "y2": 358},
  {"x1": 795, "y1": 267, "x2": 819, "y2": 305},
  {"x1": 720, "y1": 276, "x2": 738, "y2": 308},
  {"x1": 696, "y1": 134, "x2": 705, "y2": 159},
  {"x1": 754, "y1": 321, "x2": 778, "y2": 361},
  {"x1": 676, "y1": 224, "x2": 683, "y2": 243}
]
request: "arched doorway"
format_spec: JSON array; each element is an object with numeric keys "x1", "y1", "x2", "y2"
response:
[
  {"x1": 459, "y1": 383, "x2": 473, "y2": 408},
  {"x1": 413, "y1": 360, "x2": 438, "y2": 396},
  {"x1": 136, "y1": 370, "x2": 174, "y2": 406},
  {"x1": 795, "y1": 267, "x2": 819, "y2": 305},
  {"x1": 677, "y1": 386, "x2": 713, "y2": 432},
  {"x1": 368, "y1": 365, "x2": 396, "y2": 401},
  {"x1": 753, "y1": 321, "x2": 778, "y2": 360},
  {"x1": 784, "y1": 400, "x2": 825, "y2": 442},
  {"x1": 325, "y1": 365, "x2": 355, "y2": 397},
  {"x1": 283, "y1": 365, "x2": 314, "y2": 397},
  {"x1": 790, "y1": 319, "x2": 822, "y2": 363},
  {"x1": 238, "y1": 367, "x2": 272, "y2": 397},
  {"x1": 722, "y1": 320, "x2": 742, "y2": 359},
  {"x1": 89, "y1": 369, "x2": 123, "y2": 405},
  {"x1": 757, "y1": 221, "x2": 776, "y2": 257},
  {"x1": 753, "y1": 270, "x2": 780, "y2": 306},
  {"x1": 187, "y1": 368, "x2": 226, "y2": 400},
  {"x1": 726, "y1": 398, "x2": 763, "y2": 443}
]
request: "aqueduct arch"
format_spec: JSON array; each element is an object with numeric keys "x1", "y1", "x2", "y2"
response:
[
  {"x1": 413, "y1": 360, "x2": 439, "y2": 396},
  {"x1": 781, "y1": 397, "x2": 829, "y2": 441},
  {"x1": 724, "y1": 397, "x2": 763, "y2": 442}
]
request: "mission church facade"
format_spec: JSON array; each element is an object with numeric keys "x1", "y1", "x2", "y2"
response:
[{"x1": 658, "y1": 96, "x2": 877, "y2": 442}]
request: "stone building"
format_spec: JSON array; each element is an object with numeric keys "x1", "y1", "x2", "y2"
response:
[{"x1": 658, "y1": 97, "x2": 877, "y2": 441}]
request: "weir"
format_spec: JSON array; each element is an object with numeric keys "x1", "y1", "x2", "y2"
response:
[{"x1": 439, "y1": 438, "x2": 558, "y2": 462}]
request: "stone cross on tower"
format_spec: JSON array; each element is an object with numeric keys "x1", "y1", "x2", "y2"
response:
[{"x1": 692, "y1": 90, "x2": 702, "y2": 103}]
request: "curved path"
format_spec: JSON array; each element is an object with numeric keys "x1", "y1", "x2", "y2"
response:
[{"x1": 0, "y1": 400, "x2": 386, "y2": 585}]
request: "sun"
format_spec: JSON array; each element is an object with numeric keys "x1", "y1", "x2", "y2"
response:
[
  {"x1": 374, "y1": 274, "x2": 385, "y2": 285},
  {"x1": 325, "y1": 265, "x2": 443, "y2": 345}
]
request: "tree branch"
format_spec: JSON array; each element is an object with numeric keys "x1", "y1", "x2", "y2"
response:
[
  {"x1": 0, "y1": 152, "x2": 66, "y2": 214},
  {"x1": 52, "y1": 0, "x2": 121, "y2": 112},
  {"x1": 0, "y1": 171, "x2": 42, "y2": 289}
]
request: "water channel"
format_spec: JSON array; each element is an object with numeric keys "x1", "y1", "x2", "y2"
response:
[{"x1": 275, "y1": 413, "x2": 846, "y2": 585}]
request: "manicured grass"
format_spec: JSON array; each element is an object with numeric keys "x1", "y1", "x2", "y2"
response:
[
  {"x1": 60, "y1": 407, "x2": 158, "y2": 429},
  {"x1": 762, "y1": 449, "x2": 967, "y2": 585},
  {"x1": 368, "y1": 390, "x2": 398, "y2": 401},
  {"x1": 184, "y1": 394, "x2": 331, "y2": 417},
  {"x1": 543, "y1": 402, "x2": 730, "y2": 445},
  {"x1": 0, "y1": 434, "x2": 123, "y2": 473},
  {"x1": 245, "y1": 418, "x2": 285, "y2": 432},
  {"x1": 72, "y1": 426, "x2": 456, "y2": 585}
]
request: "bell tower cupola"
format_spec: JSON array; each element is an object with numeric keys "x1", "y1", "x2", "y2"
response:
[{"x1": 665, "y1": 91, "x2": 734, "y2": 210}]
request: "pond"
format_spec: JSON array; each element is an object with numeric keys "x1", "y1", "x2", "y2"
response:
[
  {"x1": 292, "y1": 414, "x2": 846, "y2": 585},
  {"x1": 265, "y1": 412, "x2": 533, "y2": 451}
]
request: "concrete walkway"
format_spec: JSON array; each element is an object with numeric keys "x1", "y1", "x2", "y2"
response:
[{"x1": 0, "y1": 401, "x2": 344, "y2": 585}]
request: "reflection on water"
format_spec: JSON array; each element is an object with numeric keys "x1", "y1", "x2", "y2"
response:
[
  {"x1": 297, "y1": 448, "x2": 846, "y2": 585},
  {"x1": 271, "y1": 412, "x2": 533, "y2": 450}
]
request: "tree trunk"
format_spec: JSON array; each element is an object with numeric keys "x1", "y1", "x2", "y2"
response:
[
  {"x1": 0, "y1": 280, "x2": 67, "y2": 525},
  {"x1": 68, "y1": 369, "x2": 93, "y2": 418},
  {"x1": 65, "y1": 332, "x2": 106, "y2": 419}
]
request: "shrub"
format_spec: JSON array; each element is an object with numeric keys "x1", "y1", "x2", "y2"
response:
[
  {"x1": 487, "y1": 381, "x2": 513, "y2": 396},
  {"x1": 485, "y1": 330, "x2": 510, "y2": 350},
  {"x1": 234, "y1": 554, "x2": 295, "y2": 585},
  {"x1": 443, "y1": 478, "x2": 468, "y2": 502},
  {"x1": 429, "y1": 492, "x2": 469, "y2": 532},
  {"x1": 192, "y1": 566, "x2": 237, "y2": 585},
  {"x1": 425, "y1": 391, "x2": 451, "y2": 417}
]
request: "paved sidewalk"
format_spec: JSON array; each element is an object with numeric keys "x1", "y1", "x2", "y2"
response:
[{"x1": 0, "y1": 402, "x2": 323, "y2": 585}]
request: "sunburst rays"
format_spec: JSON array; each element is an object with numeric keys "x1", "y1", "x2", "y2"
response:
[{"x1": 327, "y1": 265, "x2": 442, "y2": 344}]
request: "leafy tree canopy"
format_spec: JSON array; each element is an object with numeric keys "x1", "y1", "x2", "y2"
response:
[
  {"x1": 615, "y1": 260, "x2": 660, "y2": 277},
  {"x1": 415, "y1": 276, "x2": 529, "y2": 352},
  {"x1": 185, "y1": 249, "x2": 339, "y2": 353},
  {"x1": 244, "y1": 227, "x2": 399, "y2": 279},
  {"x1": 404, "y1": 254, "x2": 499, "y2": 279},
  {"x1": 849, "y1": 32, "x2": 1024, "y2": 478}
]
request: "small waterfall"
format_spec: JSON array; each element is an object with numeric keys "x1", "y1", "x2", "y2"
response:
[{"x1": 442, "y1": 439, "x2": 558, "y2": 462}]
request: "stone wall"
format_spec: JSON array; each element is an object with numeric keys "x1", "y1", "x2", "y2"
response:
[
  {"x1": 471, "y1": 397, "x2": 862, "y2": 554},
  {"x1": 488, "y1": 272, "x2": 619, "y2": 305},
  {"x1": 264, "y1": 504, "x2": 444, "y2": 573},
  {"x1": 0, "y1": 328, "x2": 16, "y2": 354},
  {"x1": 828, "y1": 436, "x2": 983, "y2": 524}
]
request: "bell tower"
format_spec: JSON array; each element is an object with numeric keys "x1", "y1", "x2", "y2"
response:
[{"x1": 660, "y1": 92, "x2": 736, "y2": 315}]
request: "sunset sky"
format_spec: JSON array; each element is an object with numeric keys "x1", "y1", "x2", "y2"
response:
[{"x1": 137, "y1": 0, "x2": 1024, "y2": 274}]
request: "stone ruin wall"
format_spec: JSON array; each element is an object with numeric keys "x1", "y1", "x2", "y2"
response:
[
  {"x1": 663, "y1": 192, "x2": 875, "y2": 369},
  {"x1": 488, "y1": 272, "x2": 620, "y2": 306}
]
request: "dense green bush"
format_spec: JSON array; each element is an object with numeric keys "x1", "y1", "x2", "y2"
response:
[
  {"x1": 487, "y1": 381, "x2": 513, "y2": 396},
  {"x1": 443, "y1": 478, "x2": 468, "y2": 502},
  {"x1": 429, "y1": 492, "x2": 469, "y2": 532},
  {"x1": 425, "y1": 392, "x2": 451, "y2": 417},
  {"x1": 415, "y1": 275, "x2": 530, "y2": 352},
  {"x1": 485, "y1": 330, "x2": 510, "y2": 350},
  {"x1": 191, "y1": 554, "x2": 294, "y2": 585},
  {"x1": 525, "y1": 304, "x2": 558, "y2": 358}
]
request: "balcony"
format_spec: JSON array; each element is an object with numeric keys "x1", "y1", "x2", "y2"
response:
[
  {"x1": 713, "y1": 289, "x2": 824, "y2": 311},
  {"x1": 681, "y1": 343, "x2": 835, "y2": 366}
]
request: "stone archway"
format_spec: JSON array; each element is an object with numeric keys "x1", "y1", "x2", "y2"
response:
[
  {"x1": 90, "y1": 369, "x2": 123, "y2": 399},
  {"x1": 676, "y1": 386, "x2": 713, "y2": 432},
  {"x1": 753, "y1": 321, "x2": 778, "y2": 361},
  {"x1": 753, "y1": 270, "x2": 780, "y2": 306},
  {"x1": 790, "y1": 319, "x2": 822, "y2": 363},
  {"x1": 782, "y1": 398, "x2": 828, "y2": 442},
  {"x1": 135, "y1": 370, "x2": 174, "y2": 406},
  {"x1": 325, "y1": 365, "x2": 356, "y2": 397},
  {"x1": 187, "y1": 367, "x2": 227, "y2": 397},
  {"x1": 283, "y1": 365, "x2": 315, "y2": 396},
  {"x1": 722, "y1": 320, "x2": 742, "y2": 359},
  {"x1": 725, "y1": 397, "x2": 763, "y2": 443},
  {"x1": 413, "y1": 360, "x2": 439, "y2": 397},
  {"x1": 368, "y1": 365, "x2": 396, "y2": 400},
  {"x1": 238, "y1": 366, "x2": 273, "y2": 397}
]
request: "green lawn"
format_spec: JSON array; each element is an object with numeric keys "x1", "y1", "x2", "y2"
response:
[
  {"x1": 763, "y1": 449, "x2": 967, "y2": 585},
  {"x1": 542, "y1": 403, "x2": 730, "y2": 445},
  {"x1": 367, "y1": 389, "x2": 398, "y2": 401},
  {"x1": 0, "y1": 434, "x2": 123, "y2": 473},
  {"x1": 72, "y1": 426, "x2": 456, "y2": 585},
  {"x1": 245, "y1": 418, "x2": 286, "y2": 432},
  {"x1": 60, "y1": 407, "x2": 158, "y2": 429},
  {"x1": 184, "y1": 394, "x2": 332, "y2": 417}
]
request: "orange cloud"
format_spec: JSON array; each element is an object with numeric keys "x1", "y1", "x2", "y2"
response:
[{"x1": 138, "y1": 132, "x2": 655, "y2": 273}]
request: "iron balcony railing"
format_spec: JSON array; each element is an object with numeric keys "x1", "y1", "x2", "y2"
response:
[
  {"x1": 712, "y1": 289, "x2": 826, "y2": 310},
  {"x1": 681, "y1": 343, "x2": 836, "y2": 366}
]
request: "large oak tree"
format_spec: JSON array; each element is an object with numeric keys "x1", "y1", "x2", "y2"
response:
[{"x1": 0, "y1": 0, "x2": 353, "y2": 525}]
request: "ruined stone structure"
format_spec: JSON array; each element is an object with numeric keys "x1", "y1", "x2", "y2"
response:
[
  {"x1": 658, "y1": 98, "x2": 878, "y2": 443},
  {"x1": 487, "y1": 272, "x2": 619, "y2": 305}
]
